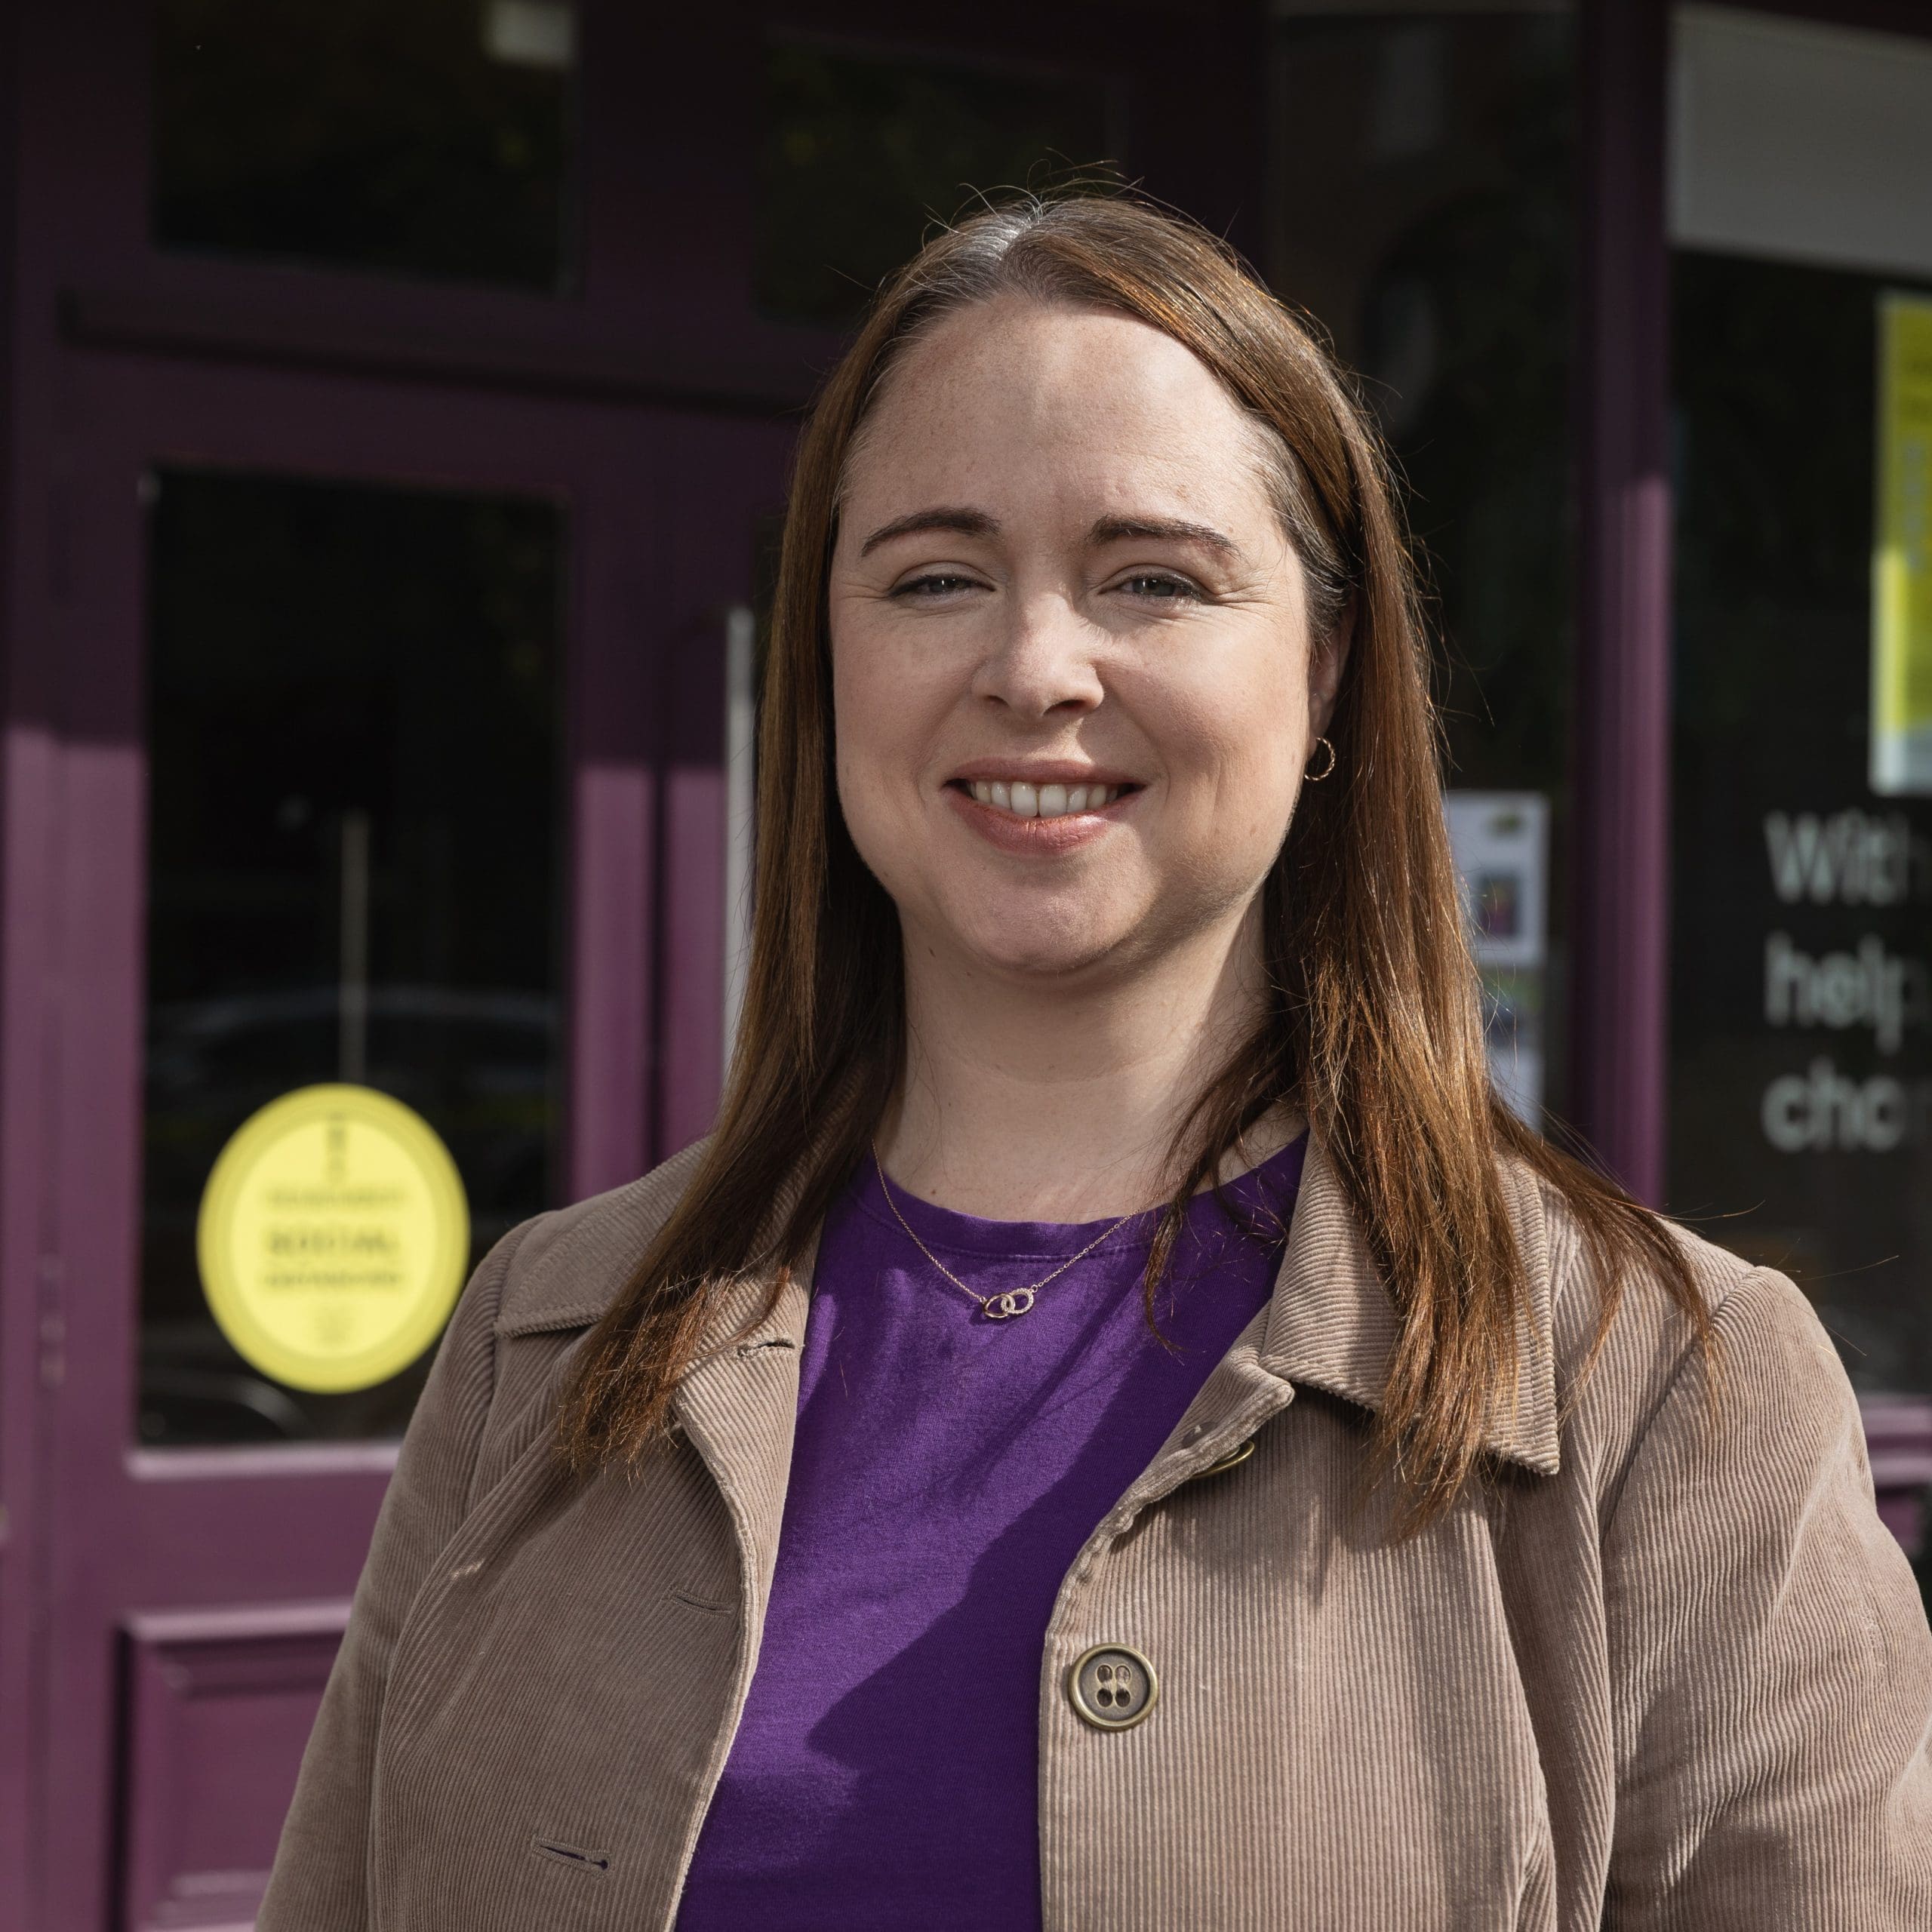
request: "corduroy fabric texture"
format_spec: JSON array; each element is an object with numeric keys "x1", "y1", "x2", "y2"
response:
[{"x1": 257, "y1": 1138, "x2": 1932, "y2": 1930}]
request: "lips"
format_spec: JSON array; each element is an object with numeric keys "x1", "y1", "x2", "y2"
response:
[{"x1": 941, "y1": 774, "x2": 1138, "y2": 854}]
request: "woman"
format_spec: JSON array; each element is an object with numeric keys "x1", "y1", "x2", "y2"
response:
[{"x1": 261, "y1": 195, "x2": 1932, "y2": 1930}]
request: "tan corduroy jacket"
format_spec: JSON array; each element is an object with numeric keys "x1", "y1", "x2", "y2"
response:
[{"x1": 259, "y1": 1138, "x2": 1932, "y2": 1930}]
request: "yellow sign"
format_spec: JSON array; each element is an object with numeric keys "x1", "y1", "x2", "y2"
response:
[
  {"x1": 1872, "y1": 293, "x2": 1932, "y2": 794},
  {"x1": 197, "y1": 1085, "x2": 470, "y2": 1394}
]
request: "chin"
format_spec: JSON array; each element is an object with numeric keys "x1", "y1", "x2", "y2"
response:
[{"x1": 956, "y1": 906, "x2": 1135, "y2": 982}]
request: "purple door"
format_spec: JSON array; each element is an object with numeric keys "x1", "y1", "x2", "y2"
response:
[{"x1": 1, "y1": 341, "x2": 792, "y2": 1930}]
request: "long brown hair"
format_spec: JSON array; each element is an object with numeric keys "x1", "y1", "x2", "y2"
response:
[{"x1": 558, "y1": 191, "x2": 1707, "y2": 1521}]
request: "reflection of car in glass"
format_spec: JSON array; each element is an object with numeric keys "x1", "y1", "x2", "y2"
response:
[{"x1": 140, "y1": 984, "x2": 558, "y2": 1444}]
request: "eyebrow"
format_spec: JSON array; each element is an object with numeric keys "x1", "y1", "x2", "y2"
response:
[
  {"x1": 857, "y1": 506, "x2": 1246, "y2": 562},
  {"x1": 1088, "y1": 515, "x2": 1244, "y2": 560},
  {"x1": 858, "y1": 506, "x2": 1000, "y2": 555}
]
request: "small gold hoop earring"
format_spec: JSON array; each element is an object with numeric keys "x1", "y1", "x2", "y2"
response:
[{"x1": 1304, "y1": 736, "x2": 1337, "y2": 783}]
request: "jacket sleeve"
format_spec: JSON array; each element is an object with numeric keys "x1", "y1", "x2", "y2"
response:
[
  {"x1": 1602, "y1": 1264, "x2": 1932, "y2": 1927},
  {"x1": 256, "y1": 1220, "x2": 535, "y2": 1930}
]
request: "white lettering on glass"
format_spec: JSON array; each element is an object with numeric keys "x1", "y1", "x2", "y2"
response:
[
  {"x1": 1761, "y1": 1059, "x2": 1911, "y2": 1152},
  {"x1": 1763, "y1": 931, "x2": 1929, "y2": 1051},
  {"x1": 1763, "y1": 809, "x2": 1931, "y2": 905}
]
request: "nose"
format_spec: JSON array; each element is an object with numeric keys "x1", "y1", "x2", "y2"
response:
[{"x1": 969, "y1": 593, "x2": 1105, "y2": 719}]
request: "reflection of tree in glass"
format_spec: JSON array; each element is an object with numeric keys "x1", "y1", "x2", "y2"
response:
[{"x1": 154, "y1": 0, "x2": 574, "y2": 289}]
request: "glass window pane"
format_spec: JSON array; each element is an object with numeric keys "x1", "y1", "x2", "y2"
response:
[
  {"x1": 140, "y1": 470, "x2": 565, "y2": 1445},
  {"x1": 756, "y1": 40, "x2": 1118, "y2": 327},
  {"x1": 1670, "y1": 251, "x2": 1932, "y2": 1400},
  {"x1": 1267, "y1": 11, "x2": 1576, "y2": 1125},
  {"x1": 153, "y1": 0, "x2": 577, "y2": 290},
  {"x1": 1668, "y1": 11, "x2": 1932, "y2": 1435}
]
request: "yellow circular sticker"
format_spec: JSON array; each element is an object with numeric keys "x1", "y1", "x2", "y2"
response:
[{"x1": 196, "y1": 1084, "x2": 470, "y2": 1394}]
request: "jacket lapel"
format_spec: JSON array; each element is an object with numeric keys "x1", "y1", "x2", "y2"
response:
[
  {"x1": 669, "y1": 1244, "x2": 816, "y2": 1620},
  {"x1": 1261, "y1": 1137, "x2": 1561, "y2": 1475},
  {"x1": 491, "y1": 1141, "x2": 822, "y2": 1623}
]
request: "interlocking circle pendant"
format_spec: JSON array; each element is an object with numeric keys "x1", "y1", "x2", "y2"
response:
[{"x1": 982, "y1": 1287, "x2": 1037, "y2": 1320}]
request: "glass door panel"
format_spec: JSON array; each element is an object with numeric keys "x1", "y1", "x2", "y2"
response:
[{"x1": 140, "y1": 468, "x2": 566, "y2": 1445}]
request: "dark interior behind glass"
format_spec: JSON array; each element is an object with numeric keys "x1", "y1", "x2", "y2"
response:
[
  {"x1": 756, "y1": 38, "x2": 1118, "y2": 327},
  {"x1": 1267, "y1": 12, "x2": 1575, "y2": 1123},
  {"x1": 1671, "y1": 254, "x2": 1932, "y2": 1398},
  {"x1": 140, "y1": 470, "x2": 565, "y2": 1444},
  {"x1": 153, "y1": 0, "x2": 577, "y2": 289}
]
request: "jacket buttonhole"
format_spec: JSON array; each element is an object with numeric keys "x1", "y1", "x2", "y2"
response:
[
  {"x1": 533, "y1": 1836, "x2": 611, "y2": 1874},
  {"x1": 449, "y1": 1559, "x2": 484, "y2": 1581},
  {"x1": 736, "y1": 1336, "x2": 798, "y2": 1355}
]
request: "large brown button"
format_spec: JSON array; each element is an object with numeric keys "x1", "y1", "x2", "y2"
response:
[{"x1": 1067, "y1": 1643, "x2": 1159, "y2": 1730}]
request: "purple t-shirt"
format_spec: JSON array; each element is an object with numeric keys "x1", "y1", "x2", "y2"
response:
[{"x1": 674, "y1": 1134, "x2": 1307, "y2": 1930}]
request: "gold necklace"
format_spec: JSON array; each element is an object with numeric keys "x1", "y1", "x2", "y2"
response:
[{"x1": 871, "y1": 1143, "x2": 1136, "y2": 1321}]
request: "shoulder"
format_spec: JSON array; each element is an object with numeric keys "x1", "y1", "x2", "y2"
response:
[
  {"x1": 1515, "y1": 1158, "x2": 1854, "y2": 1494},
  {"x1": 1524, "y1": 1154, "x2": 1804, "y2": 1362},
  {"x1": 1521, "y1": 1157, "x2": 1758, "y2": 1332},
  {"x1": 489, "y1": 1138, "x2": 712, "y2": 1339}
]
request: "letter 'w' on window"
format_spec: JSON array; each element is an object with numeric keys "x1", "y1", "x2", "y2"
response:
[
  {"x1": 1764, "y1": 812, "x2": 1850, "y2": 903},
  {"x1": 722, "y1": 605, "x2": 756, "y2": 1082}
]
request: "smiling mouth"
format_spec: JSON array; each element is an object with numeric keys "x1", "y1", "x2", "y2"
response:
[{"x1": 953, "y1": 779, "x2": 1135, "y2": 821}]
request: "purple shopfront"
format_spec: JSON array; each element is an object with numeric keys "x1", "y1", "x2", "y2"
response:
[{"x1": 0, "y1": 2, "x2": 1929, "y2": 1927}]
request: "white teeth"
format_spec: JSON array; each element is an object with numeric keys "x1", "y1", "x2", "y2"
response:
[{"x1": 964, "y1": 780, "x2": 1121, "y2": 819}]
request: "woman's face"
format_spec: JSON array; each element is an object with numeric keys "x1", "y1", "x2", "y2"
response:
[{"x1": 829, "y1": 296, "x2": 1346, "y2": 989}]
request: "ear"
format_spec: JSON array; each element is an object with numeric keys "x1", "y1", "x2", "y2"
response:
[{"x1": 1309, "y1": 592, "x2": 1356, "y2": 737}]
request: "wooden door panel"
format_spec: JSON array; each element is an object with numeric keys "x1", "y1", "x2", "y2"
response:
[{"x1": 118, "y1": 1605, "x2": 348, "y2": 1932}]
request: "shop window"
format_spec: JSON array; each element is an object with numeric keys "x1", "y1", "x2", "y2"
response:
[
  {"x1": 152, "y1": 0, "x2": 577, "y2": 290},
  {"x1": 756, "y1": 38, "x2": 1118, "y2": 326},
  {"x1": 140, "y1": 471, "x2": 565, "y2": 1445},
  {"x1": 1671, "y1": 257, "x2": 1932, "y2": 1395},
  {"x1": 1267, "y1": 10, "x2": 1577, "y2": 1124},
  {"x1": 1667, "y1": 11, "x2": 1932, "y2": 1411}
]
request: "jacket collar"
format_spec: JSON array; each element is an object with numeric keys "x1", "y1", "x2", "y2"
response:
[
  {"x1": 494, "y1": 1128, "x2": 1562, "y2": 1478},
  {"x1": 1261, "y1": 1135, "x2": 1560, "y2": 1476},
  {"x1": 492, "y1": 1140, "x2": 817, "y2": 1622}
]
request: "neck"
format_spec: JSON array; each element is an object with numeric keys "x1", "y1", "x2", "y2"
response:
[{"x1": 878, "y1": 906, "x2": 1296, "y2": 1221}]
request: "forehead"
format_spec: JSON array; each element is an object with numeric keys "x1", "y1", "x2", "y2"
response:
[{"x1": 843, "y1": 297, "x2": 1275, "y2": 524}]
